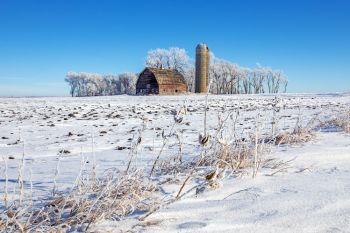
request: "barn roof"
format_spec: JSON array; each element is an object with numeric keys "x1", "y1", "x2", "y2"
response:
[{"x1": 141, "y1": 67, "x2": 187, "y2": 86}]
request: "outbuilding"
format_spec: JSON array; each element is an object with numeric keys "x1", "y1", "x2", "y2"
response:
[{"x1": 136, "y1": 67, "x2": 187, "y2": 95}]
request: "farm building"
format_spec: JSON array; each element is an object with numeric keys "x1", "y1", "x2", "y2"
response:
[{"x1": 136, "y1": 67, "x2": 187, "y2": 95}]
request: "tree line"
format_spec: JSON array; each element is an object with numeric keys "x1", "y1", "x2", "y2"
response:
[
  {"x1": 208, "y1": 57, "x2": 288, "y2": 94},
  {"x1": 65, "y1": 47, "x2": 288, "y2": 96},
  {"x1": 65, "y1": 72, "x2": 137, "y2": 97},
  {"x1": 145, "y1": 48, "x2": 288, "y2": 94}
]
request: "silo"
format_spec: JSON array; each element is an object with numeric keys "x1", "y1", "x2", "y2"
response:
[{"x1": 195, "y1": 43, "x2": 210, "y2": 93}]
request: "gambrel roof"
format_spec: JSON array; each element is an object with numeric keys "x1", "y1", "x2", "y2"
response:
[{"x1": 139, "y1": 67, "x2": 187, "y2": 86}]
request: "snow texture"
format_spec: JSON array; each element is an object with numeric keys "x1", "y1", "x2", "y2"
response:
[{"x1": 0, "y1": 93, "x2": 349, "y2": 232}]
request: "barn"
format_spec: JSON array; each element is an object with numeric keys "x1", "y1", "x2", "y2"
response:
[{"x1": 136, "y1": 67, "x2": 187, "y2": 95}]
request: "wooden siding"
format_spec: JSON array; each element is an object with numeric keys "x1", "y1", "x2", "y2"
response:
[{"x1": 136, "y1": 68, "x2": 187, "y2": 95}]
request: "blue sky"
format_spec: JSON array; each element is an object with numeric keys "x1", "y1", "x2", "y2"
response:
[{"x1": 0, "y1": 0, "x2": 349, "y2": 96}]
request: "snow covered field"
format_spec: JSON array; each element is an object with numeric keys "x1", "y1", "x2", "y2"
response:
[
  {"x1": 134, "y1": 132, "x2": 350, "y2": 233},
  {"x1": 0, "y1": 93, "x2": 350, "y2": 232}
]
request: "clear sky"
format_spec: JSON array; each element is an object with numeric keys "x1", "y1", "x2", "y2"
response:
[{"x1": 0, "y1": 0, "x2": 349, "y2": 96}]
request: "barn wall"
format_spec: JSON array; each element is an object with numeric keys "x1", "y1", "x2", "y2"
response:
[
  {"x1": 136, "y1": 70, "x2": 159, "y2": 94},
  {"x1": 159, "y1": 83, "x2": 187, "y2": 95}
]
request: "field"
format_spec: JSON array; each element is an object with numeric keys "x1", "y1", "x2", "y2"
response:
[{"x1": 1, "y1": 93, "x2": 350, "y2": 232}]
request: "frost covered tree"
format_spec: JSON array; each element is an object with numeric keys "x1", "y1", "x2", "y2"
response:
[
  {"x1": 146, "y1": 47, "x2": 191, "y2": 74},
  {"x1": 146, "y1": 47, "x2": 194, "y2": 91},
  {"x1": 103, "y1": 75, "x2": 120, "y2": 95},
  {"x1": 207, "y1": 53, "x2": 288, "y2": 94},
  {"x1": 119, "y1": 73, "x2": 137, "y2": 95},
  {"x1": 65, "y1": 72, "x2": 137, "y2": 97},
  {"x1": 65, "y1": 72, "x2": 80, "y2": 97},
  {"x1": 209, "y1": 55, "x2": 245, "y2": 94},
  {"x1": 183, "y1": 66, "x2": 195, "y2": 92},
  {"x1": 66, "y1": 46, "x2": 288, "y2": 96}
]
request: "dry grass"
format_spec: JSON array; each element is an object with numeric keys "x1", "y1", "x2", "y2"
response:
[
  {"x1": 200, "y1": 140, "x2": 268, "y2": 174},
  {"x1": 274, "y1": 113, "x2": 319, "y2": 145},
  {"x1": 263, "y1": 157, "x2": 296, "y2": 176},
  {"x1": 334, "y1": 111, "x2": 350, "y2": 133},
  {"x1": 314, "y1": 110, "x2": 350, "y2": 134},
  {"x1": 1, "y1": 170, "x2": 158, "y2": 232},
  {"x1": 274, "y1": 129, "x2": 314, "y2": 145}
]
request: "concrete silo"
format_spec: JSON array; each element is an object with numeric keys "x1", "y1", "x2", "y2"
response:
[{"x1": 195, "y1": 43, "x2": 210, "y2": 93}]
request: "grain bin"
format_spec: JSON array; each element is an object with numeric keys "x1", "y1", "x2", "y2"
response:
[{"x1": 195, "y1": 43, "x2": 210, "y2": 93}]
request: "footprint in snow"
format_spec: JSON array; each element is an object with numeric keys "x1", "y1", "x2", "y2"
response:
[
  {"x1": 325, "y1": 227, "x2": 342, "y2": 233},
  {"x1": 280, "y1": 187, "x2": 298, "y2": 194},
  {"x1": 178, "y1": 221, "x2": 207, "y2": 229},
  {"x1": 325, "y1": 166, "x2": 339, "y2": 174},
  {"x1": 258, "y1": 210, "x2": 278, "y2": 219}
]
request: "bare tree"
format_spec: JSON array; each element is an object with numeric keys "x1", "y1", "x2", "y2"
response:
[
  {"x1": 146, "y1": 47, "x2": 191, "y2": 74},
  {"x1": 65, "y1": 72, "x2": 137, "y2": 97},
  {"x1": 183, "y1": 66, "x2": 195, "y2": 92},
  {"x1": 119, "y1": 73, "x2": 137, "y2": 95}
]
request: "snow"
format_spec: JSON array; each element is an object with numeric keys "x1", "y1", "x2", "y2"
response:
[
  {"x1": 136, "y1": 132, "x2": 350, "y2": 233},
  {"x1": 0, "y1": 93, "x2": 349, "y2": 232}
]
